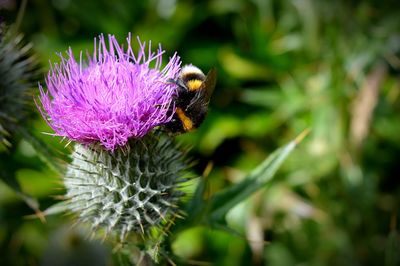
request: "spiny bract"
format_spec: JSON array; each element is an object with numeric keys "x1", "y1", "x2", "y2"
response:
[
  {"x1": 0, "y1": 25, "x2": 38, "y2": 149},
  {"x1": 64, "y1": 133, "x2": 188, "y2": 240}
]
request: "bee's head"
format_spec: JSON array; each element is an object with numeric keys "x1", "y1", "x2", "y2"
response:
[
  {"x1": 180, "y1": 65, "x2": 205, "y2": 78},
  {"x1": 180, "y1": 65, "x2": 206, "y2": 91}
]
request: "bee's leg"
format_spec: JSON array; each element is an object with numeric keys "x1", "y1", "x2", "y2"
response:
[
  {"x1": 187, "y1": 90, "x2": 204, "y2": 109},
  {"x1": 166, "y1": 78, "x2": 187, "y2": 94}
]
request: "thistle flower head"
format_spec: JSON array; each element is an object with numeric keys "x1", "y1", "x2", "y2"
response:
[
  {"x1": 0, "y1": 24, "x2": 38, "y2": 149},
  {"x1": 38, "y1": 34, "x2": 181, "y2": 150},
  {"x1": 65, "y1": 133, "x2": 188, "y2": 240}
]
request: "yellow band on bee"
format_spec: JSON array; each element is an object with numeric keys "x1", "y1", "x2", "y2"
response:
[
  {"x1": 186, "y1": 79, "x2": 203, "y2": 91},
  {"x1": 175, "y1": 107, "x2": 193, "y2": 131}
]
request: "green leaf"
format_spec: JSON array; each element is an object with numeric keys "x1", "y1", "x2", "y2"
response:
[
  {"x1": 0, "y1": 168, "x2": 44, "y2": 221},
  {"x1": 16, "y1": 124, "x2": 65, "y2": 174},
  {"x1": 385, "y1": 230, "x2": 400, "y2": 266},
  {"x1": 206, "y1": 129, "x2": 309, "y2": 225},
  {"x1": 183, "y1": 175, "x2": 208, "y2": 223}
]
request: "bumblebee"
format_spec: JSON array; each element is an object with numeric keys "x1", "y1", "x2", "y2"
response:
[{"x1": 164, "y1": 65, "x2": 217, "y2": 133}]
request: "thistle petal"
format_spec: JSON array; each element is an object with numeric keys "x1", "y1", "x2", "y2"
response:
[{"x1": 38, "y1": 34, "x2": 181, "y2": 150}]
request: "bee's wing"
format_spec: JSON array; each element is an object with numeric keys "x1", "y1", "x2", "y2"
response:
[
  {"x1": 188, "y1": 67, "x2": 217, "y2": 109},
  {"x1": 201, "y1": 67, "x2": 217, "y2": 101}
]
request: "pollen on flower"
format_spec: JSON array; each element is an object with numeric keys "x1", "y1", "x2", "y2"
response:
[{"x1": 38, "y1": 34, "x2": 181, "y2": 150}]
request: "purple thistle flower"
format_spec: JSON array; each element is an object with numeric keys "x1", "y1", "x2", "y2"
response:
[{"x1": 38, "y1": 34, "x2": 181, "y2": 150}]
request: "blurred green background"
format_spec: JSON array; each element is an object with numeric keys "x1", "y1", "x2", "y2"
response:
[{"x1": 1, "y1": 0, "x2": 400, "y2": 265}]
